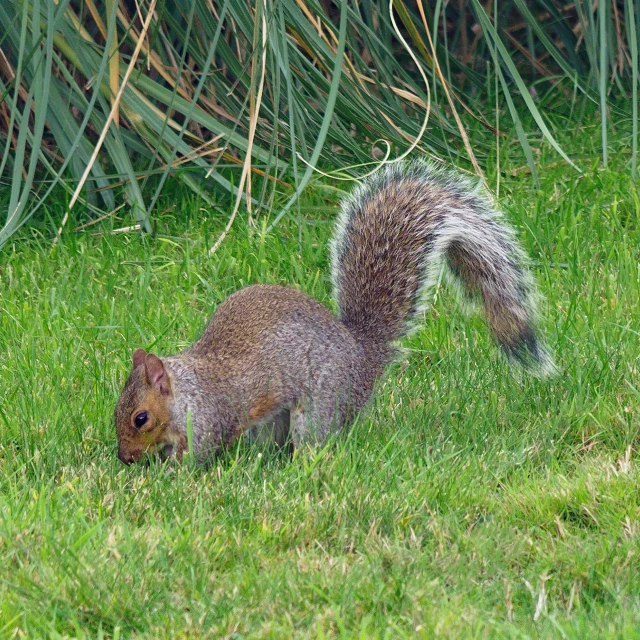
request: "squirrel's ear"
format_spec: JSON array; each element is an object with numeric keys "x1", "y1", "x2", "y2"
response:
[
  {"x1": 144, "y1": 353, "x2": 170, "y2": 396},
  {"x1": 133, "y1": 348, "x2": 147, "y2": 369}
]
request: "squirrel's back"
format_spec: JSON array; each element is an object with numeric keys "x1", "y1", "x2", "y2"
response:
[{"x1": 331, "y1": 160, "x2": 555, "y2": 375}]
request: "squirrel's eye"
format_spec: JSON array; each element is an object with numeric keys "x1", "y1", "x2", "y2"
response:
[{"x1": 134, "y1": 412, "x2": 149, "y2": 429}]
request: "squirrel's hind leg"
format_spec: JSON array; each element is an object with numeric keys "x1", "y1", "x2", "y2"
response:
[
  {"x1": 290, "y1": 402, "x2": 311, "y2": 448},
  {"x1": 290, "y1": 390, "x2": 351, "y2": 450},
  {"x1": 288, "y1": 343, "x2": 362, "y2": 451}
]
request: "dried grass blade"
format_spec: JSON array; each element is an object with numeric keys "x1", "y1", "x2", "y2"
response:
[{"x1": 210, "y1": 0, "x2": 268, "y2": 253}]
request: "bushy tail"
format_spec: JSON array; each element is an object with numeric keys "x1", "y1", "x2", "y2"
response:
[{"x1": 331, "y1": 160, "x2": 555, "y2": 376}]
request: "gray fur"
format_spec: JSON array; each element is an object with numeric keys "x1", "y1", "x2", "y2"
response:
[
  {"x1": 115, "y1": 160, "x2": 555, "y2": 464},
  {"x1": 331, "y1": 159, "x2": 556, "y2": 375}
]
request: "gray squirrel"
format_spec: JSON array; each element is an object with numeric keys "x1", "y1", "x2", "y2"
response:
[{"x1": 115, "y1": 160, "x2": 555, "y2": 464}]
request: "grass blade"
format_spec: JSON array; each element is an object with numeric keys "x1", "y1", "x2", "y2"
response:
[
  {"x1": 469, "y1": 0, "x2": 582, "y2": 173},
  {"x1": 266, "y1": 0, "x2": 349, "y2": 233},
  {"x1": 599, "y1": 0, "x2": 608, "y2": 166},
  {"x1": 626, "y1": 0, "x2": 638, "y2": 178}
]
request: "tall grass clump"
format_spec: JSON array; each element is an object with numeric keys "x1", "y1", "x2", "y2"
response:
[{"x1": 0, "y1": 0, "x2": 638, "y2": 249}]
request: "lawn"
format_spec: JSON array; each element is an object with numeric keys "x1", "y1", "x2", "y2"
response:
[{"x1": 1, "y1": 120, "x2": 640, "y2": 638}]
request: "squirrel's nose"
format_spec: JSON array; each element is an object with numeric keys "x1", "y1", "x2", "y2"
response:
[{"x1": 117, "y1": 450, "x2": 135, "y2": 465}]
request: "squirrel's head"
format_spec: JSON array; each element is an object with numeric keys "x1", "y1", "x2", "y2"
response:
[{"x1": 114, "y1": 348, "x2": 186, "y2": 465}]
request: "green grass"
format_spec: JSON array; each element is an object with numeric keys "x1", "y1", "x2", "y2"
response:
[{"x1": 1, "y1": 122, "x2": 640, "y2": 638}]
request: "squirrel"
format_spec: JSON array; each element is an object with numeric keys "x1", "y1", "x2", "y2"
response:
[{"x1": 114, "y1": 160, "x2": 555, "y2": 465}]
